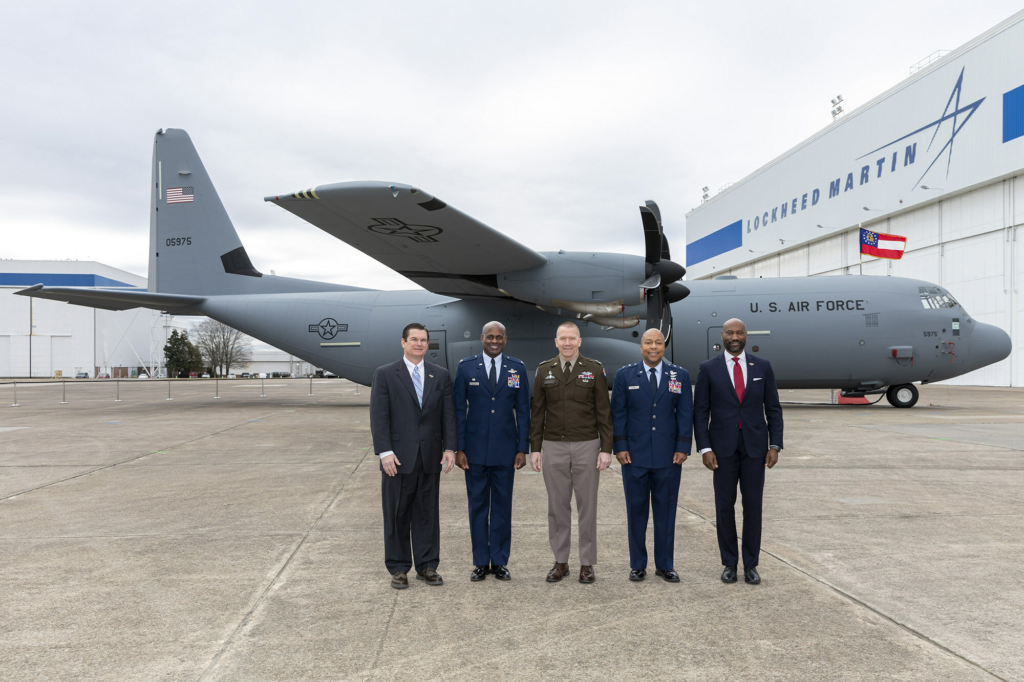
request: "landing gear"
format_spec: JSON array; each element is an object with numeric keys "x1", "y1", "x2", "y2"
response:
[{"x1": 886, "y1": 383, "x2": 919, "y2": 408}]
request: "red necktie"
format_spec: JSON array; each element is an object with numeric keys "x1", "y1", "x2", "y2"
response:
[
  {"x1": 732, "y1": 357, "x2": 745, "y2": 403},
  {"x1": 733, "y1": 357, "x2": 744, "y2": 429}
]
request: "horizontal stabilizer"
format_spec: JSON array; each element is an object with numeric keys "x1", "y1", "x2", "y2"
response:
[
  {"x1": 16, "y1": 285, "x2": 204, "y2": 315},
  {"x1": 266, "y1": 182, "x2": 547, "y2": 298}
]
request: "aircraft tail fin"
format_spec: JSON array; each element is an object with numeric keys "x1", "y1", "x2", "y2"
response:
[{"x1": 148, "y1": 129, "x2": 361, "y2": 297}]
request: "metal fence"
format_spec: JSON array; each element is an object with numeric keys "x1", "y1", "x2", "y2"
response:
[{"x1": 0, "y1": 376, "x2": 360, "y2": 407}]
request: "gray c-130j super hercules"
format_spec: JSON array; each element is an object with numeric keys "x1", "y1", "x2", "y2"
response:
[{"x1": 18, "y1": 129, "x2": 1011, "y2": 407}]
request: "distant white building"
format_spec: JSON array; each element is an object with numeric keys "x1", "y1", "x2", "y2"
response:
[{"x1": 0, "y1": 260, "x2": 310, "y2": 379}]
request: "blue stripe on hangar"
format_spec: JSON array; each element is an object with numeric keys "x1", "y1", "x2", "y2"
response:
[
  {"x1": 1005, "y1": 83, "x2": 1024, "y2": 143},
  {"x1": 686, "y1": 219, "x2": 743, "y2": 266},
  {"x1": 0, "y1": 273, "x2": 140, "y2": 288}
]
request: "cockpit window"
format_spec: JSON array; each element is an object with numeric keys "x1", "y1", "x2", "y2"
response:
[{"x1": 919, "y1": 286, "x2": 959, "y2": 310}]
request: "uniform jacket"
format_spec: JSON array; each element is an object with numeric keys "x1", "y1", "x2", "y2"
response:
[
  {"x1": 529, "y1": 354, "x2": 613, "y2": 452},
  {"x1": 370, "y1": 358, "x2": 458, "y2": 474},
  {"x1": 453, "y1": 353, "x2": 531, "y2": 466},
  {"x1": 692, "y1": 353, "x2": 783, "y2": 459},
  {"x1": 610, "y1": 361, "x2": 693, "y2": 468}
]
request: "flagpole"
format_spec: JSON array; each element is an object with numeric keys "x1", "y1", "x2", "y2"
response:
[{"x1": 858, "y1": 223, "x2": 863, "y2": 275}]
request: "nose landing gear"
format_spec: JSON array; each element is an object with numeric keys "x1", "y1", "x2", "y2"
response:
[{"x1": 886, "y1": 383, "x2": 919, "y2": 408}]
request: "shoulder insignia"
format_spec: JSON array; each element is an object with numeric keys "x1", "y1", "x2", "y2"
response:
[{"x1": 460, "y1": 356, "x2": 476, "y2": 363}]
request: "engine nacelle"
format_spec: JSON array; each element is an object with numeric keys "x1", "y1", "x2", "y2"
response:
[{"x1": 497, "y1": 252, "x2": 647, "y2": 310}]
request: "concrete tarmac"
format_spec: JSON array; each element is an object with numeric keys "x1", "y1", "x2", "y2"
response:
[{"x1": 0, "y1": 379, "x2": 1021, "y2": 681}]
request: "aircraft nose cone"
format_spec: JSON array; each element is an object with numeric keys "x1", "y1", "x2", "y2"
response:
[{"x1": 967, "y1": 322, "x2": 1011, "y2": 371}]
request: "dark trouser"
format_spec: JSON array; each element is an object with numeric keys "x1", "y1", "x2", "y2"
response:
[
  {"x1": 712, "y1": 433, "x2": 766, "y2": 568},
  {"x1": 622, "y1": 462, "x2": 681, "y2": 571},
  {"x1": 381, "y1": 451, "x2": 440, "y2": 574},
  {"x1": 464, "y1": 462, "x2": 515, "y2": 566}
]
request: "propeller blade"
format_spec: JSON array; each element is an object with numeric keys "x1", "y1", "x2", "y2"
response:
[
  {"x1": 640, "y1": 206, "x2": 662, "y2": 264},
  {"x1": 660, "y1": 234, "x2": 671, "y2": 262},
  {"x1": 640, "y1": 273, "x2": 661, "y2": 289},
  {"x1": 644, "y1": 200, "x2": 662, "y2": 229}
]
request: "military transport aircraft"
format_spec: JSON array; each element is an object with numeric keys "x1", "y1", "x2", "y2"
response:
[{"x1": 18, "y1": 129, "x2": 1011, "y2": 408}]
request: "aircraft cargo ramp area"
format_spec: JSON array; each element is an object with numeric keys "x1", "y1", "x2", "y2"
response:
[{"x1": 0, "y1": 380, "x2": 1021, "y2": 681}]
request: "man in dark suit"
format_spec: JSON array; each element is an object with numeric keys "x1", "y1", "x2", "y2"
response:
[
  {"x1": 693, "y1": 318, "x2": 783, "y2": 585},
  {"x1": 610, "y1": 329, "x2": 692, "y2": 583},
  {"x1": 371, "y1": 323, "x2": 457, "y2": 590},
  {"x1": 452, "y1": 321, "x2": 530, "y2": 582}
]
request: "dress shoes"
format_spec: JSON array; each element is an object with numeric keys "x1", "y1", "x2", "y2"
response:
[
  {"x1": 546, "y1": 562, "x2": 570, "y2": 582},
  {"x1": 579, "y1": 565, "x2": 596, "y2": 584},
  {"x1": 491, "y1": 565, "x2": 511, "y2": 581},
  {"x1": 721, "y1": 565, "x2": 738, "y2": 583},
  {"x1": 655, "y1": 569, "x2": 680, "y2": 583},
  {"x1": 744, "y1": 567, "x2": 761, "y2": 585},
  {"x1": 629, "y1": 569, "x2": 646, "y2": 582},
  {"x1": 391, "y1": 571, "x2": 409, "y2": 590},
  {"x1": 416, "y1": 567, "x2": 444, "y2": 586},
  {"x1": 471, "y1": 566, "x2": 488, "y2": 582}
]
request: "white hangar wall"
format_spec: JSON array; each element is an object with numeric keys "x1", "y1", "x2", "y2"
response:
[{"x1": 684, "y1": 11, "x2": 1024, "y2": 387}]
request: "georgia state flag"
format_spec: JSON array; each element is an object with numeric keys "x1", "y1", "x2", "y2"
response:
[{"x1": 860, "y1": 228, "x2": 907, "y2": 260}]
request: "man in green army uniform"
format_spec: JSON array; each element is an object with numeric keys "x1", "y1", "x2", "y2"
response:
[{"x1": 529, "y1": 321, "x2": 613, "y2": 584}]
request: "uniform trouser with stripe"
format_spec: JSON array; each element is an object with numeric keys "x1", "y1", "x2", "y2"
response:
[
  {"x1": 381, "y1": 450, "x2": 441, "y2": 574},
  {"x1": 622, "y1": 462, "x2": 681, "y2": 571},
  {"x1": 712, "y1": 433, "x2": 766, "y2": 568},
  {"x1": 464, "y1": 462, "x2": 515, "y2": 566},
  {"x1": 541, "y1": 438, "x2": 601, "y2": 566}
]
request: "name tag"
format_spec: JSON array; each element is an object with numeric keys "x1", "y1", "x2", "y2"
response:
[
  {"x1": 628, "y1": 385, "x2": 640, "y2": 390},
  {"x1": 544, "y1": 379, "x2": 558, "y2": 386},
  {"x1": 753, "y1": 377, "x2": 762, "y2": 381},
  {"x1": 469, "y1": 381, "x2": 480, "y2": 386},
  {"x1": 668, "y1": 380, "x2": 682, "y2": 394}
]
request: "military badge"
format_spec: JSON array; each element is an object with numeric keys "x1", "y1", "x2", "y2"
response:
[
  {"x1": 579, "y1": 371, "x2": 595, "y2": 381},
  {"x1": 668, "y1": 380, "x2": 682, "y2": 394},
  {"x1": 508, "y1": 374, "x2": 520, "y2": 388}
]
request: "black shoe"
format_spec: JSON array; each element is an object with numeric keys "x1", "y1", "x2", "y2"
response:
[
  {"x1": 744, "y1": 567, "x2": 761, "y2": 585},
  {"x1": 391, "y1": 571, "x2": 409, "y2": 590},
  {"x1": 655, "y1": 569, "x2": 680, "y2": 583},
  {"x1": 471, "y1": 566, "x2": 488, "y2": 582},
  {"x1": 721, "y1": 565, "x2": 738, "y2": 583},
  {"x1": 629, "y1": 569, "x2": 646, "y2": 582},
  {"x1": 416, "y1": 567, "x2": 443, "y2": 586},
  {"x1": 491, "y1": 565, "x2": 511, "y2": 581}
]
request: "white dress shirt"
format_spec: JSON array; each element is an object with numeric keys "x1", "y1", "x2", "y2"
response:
[
  {"x1": 698, "y1": 350, "x2": 780, "y2": 455},
  {"x1": 642, "y1": 360, "x2": 663, "y2": 390},
  {"x1": 379, "y1": 356, "x2": 426, "y2": 459},
  {"x1": 483, "y1": 352, "x2": 503, "y2": 385}
]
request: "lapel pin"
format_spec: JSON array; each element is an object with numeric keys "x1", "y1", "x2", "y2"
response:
[
  {"x1": 749, "y1": 363, "x2": 754, "y2": 366},
  {"x1": 429, "y1": 374, "x2": 434, "y2": 378}
]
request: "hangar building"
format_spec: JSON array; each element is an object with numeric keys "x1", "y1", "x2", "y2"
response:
[
  {"x1": 0, "y1": 260, "x2": 180, "y2": 378},
  {"x1": 685, "y1": 11, "x2": 1024, "y2": 387}
]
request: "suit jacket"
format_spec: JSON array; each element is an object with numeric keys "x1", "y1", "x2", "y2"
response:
[
  {"x1": 453, "y1": 353, "x2": 531, "y2": 466},
  {"x1": 370, "y1": 358, "x2": 458, "y2": 474},
  {"x1": 611, "y1": 361, "x2": 693, "y2": 468},
  {"x1": 693, "y1": 353, "x2": 783, "y2": 459}
]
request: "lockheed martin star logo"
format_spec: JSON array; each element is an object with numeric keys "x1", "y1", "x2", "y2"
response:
[
  {"x1": 858, "y1": 67, "x2": 985, "y2": 190},
  {"x1": 308, "y1": 318, "x2": 348, "y2": 339},
  {"x1": 367, "y1": 218, "x2": 442, "y2": 243}
]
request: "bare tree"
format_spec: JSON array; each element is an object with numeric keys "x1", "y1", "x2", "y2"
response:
[{"x1": 191, "y1": 319, "x2": 252, "y2": 377}]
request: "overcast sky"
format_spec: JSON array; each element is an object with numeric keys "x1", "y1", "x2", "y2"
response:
[{"x1": 2, "y1": 1, "x2": 1021, "y2": 289}]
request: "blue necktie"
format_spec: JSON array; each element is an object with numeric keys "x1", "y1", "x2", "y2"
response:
[{"x1": 412, "y1": 364, "x2": 423, "y2": 407}]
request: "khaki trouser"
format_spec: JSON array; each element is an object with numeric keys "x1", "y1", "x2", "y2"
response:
[{"x1": 541, "y1": 438, "x2": 601, "y2": 566}]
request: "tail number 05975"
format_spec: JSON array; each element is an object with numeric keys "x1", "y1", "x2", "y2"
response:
[{"x1": 165, "y1": 237, "x2": 192, "y2": 246}]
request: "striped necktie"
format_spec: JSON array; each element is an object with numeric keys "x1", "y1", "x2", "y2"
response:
[{"x1": 412, "y1": 364, "x2": 423, "y2": 407}]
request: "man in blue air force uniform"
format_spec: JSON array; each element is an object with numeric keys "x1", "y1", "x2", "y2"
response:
[
  {"x1": 453, "y1": 321, "x2": 530, "y2": 582},
  {"x1": 610, "y1": 328, "x2": 693, "y2": 582}
]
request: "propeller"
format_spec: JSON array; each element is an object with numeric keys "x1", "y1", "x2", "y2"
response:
[{"x1": 639, "y1": 201, "x2": 689, "y2": 347}]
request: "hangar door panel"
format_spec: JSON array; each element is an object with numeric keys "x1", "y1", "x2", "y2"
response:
[{"x1": 0, "y1": 336, "x2": 9, "y2": 377}]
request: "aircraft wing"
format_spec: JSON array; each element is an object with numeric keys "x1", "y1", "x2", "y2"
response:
[
  {"x1": 266, "y1": 182, "x2": 547, "y2": 298},
  {"x1": 16, "y1": 285, "x2": 204, "y2": 315}
]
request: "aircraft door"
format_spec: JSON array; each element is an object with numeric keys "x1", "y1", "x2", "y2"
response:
[
  {"x1": 427, "y1": 330, "x2": 447, "y2": 369},
  {"x1": 707, "y1": 327, "x2": 723, "y2": 358}
]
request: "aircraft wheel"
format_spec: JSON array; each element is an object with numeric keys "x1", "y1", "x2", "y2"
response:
[{"x1": 886, "y1": 383, "x2": 919, "y2": 408}]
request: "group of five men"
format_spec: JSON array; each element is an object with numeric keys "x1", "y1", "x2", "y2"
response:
[{"x1": 369, "y1": 318, "x2": 783, "y2": 590}]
